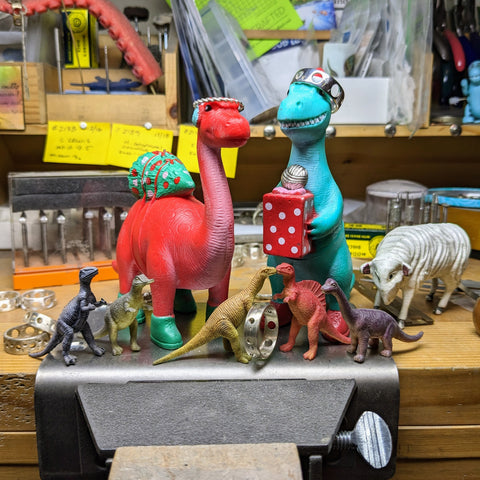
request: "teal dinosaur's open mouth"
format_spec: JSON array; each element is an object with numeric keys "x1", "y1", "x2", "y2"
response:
[{"x1": 279, "y1": 112, "x2": 327, "y2": 129}]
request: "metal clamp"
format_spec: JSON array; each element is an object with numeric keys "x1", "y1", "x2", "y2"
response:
[
  {"x1": 244, "y1": 302, "x2": 279, "y2": 360},
  {"x1": 21, "y1": 289, "x2": 56, "y2": 311},
  {"x1": 0, "y1": 291, "x2": 20, "y2": 312},
  {"x1": 3, "y1": 323, "x2": 50, "y2": 355}
]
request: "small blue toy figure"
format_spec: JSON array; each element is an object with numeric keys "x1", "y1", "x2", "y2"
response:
[
  {"x1": 30, "y1": 267, "x2": 107, "y2": 366},
  {"x1": 461, "y1": 60, "x2": 480, "y2": 123},
  {"x1": 266, "y1": 68, "x2": 354, "y2": 337}
]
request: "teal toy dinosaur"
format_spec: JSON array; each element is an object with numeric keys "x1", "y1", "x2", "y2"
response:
[{"x1": 267, "y1": 68, "x2": 355, "y2": 314}]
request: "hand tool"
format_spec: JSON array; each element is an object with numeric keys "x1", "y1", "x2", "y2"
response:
[
  {"x1": 39, "y1": 210, "x2": 49, "y2": 265},
  {"x1": 19, "y1": 211, "x2": 29, "y2": 267}
]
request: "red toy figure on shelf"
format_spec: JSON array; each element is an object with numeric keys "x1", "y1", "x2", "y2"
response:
[
  {"x1": 263, "y1": 164, "x2": 314, "y2": 259},
  {"x1": 115, "y1": 97, "x2": 250, "y2": 350},
  {"x1": 274, "y1": 263, "x2": 351, "y2": 361}
]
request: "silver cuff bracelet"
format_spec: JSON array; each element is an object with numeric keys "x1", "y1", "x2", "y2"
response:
[
  {"x1": 244, "y1": 302, "x2": 279, "y2": 360},
  {"x1": 3, "y1": 324, "x2": 50, "y2": 355},
  {"x1": 0, "y1": 291, "x2": 20, "y2": 312},
  {"x1": 21, "y1": 289, "x2": 56, "y2": 311}
]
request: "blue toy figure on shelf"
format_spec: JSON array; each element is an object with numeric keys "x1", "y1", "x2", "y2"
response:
[
  {"x1": 462, "y1": 60, "x2": 480, "y2": 123},
  {"x1": 265, "y1": 68, "x2": 354, "y2": 336}
]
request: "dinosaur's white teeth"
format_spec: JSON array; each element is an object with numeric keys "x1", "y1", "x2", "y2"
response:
[{"x1": 280, "y1": 113, "x2": 326, "y2": 129}]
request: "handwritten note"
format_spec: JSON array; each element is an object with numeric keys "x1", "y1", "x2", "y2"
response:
[
  {"x1": 43, "y1": 121, "x2": 111, "y2": 164},
  {"x1": 0, "y1": 65, "x2": 24, "y2": 130},
  {"x1": 177, "y1": 124, "x2": 238, "y2": 178},
  {"x1": 107, "y1": 124, "x2": 174, "y2": 168}
]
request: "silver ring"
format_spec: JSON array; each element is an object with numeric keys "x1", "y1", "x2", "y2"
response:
[
  {"x1": 0, "y1": 291, "x2": 20, "y2": 312},
  {"x1": 21, "y1": 289, "x2": 56, "y2": 311},
  {"x1": 25, "y1": 311, "x2": 56, "y2": 334},
  {"x1": 244, "y1": 302, "x2": 279, "y2": 360},
  {"x1": 3, "y1": 324, "x2": 50, "y2": 355}
]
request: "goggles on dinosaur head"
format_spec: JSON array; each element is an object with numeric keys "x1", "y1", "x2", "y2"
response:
[{"x1": 291, "y1": 68, "x2": 344, "y2": 113}]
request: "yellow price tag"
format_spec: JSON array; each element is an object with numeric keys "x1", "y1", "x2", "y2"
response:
[
  {"x1": 177, "y1": 124, "x2": 238, "y2": 178},
  {"x1": 107, "y1": 124, "x2": 174, "y2": 169},
  {"x1": 43, "y1": 121, "x2": 111, "y2": 165}
]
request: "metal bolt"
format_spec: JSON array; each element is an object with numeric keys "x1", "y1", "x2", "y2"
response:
[
  {"x1": 384, "y1": 123, "x2": 396, "y2": 137},
  {"x1": 449, "y1": 123, "x2": 462, "y2": 136},
  {"x1": 332, "y1": 411, "x2": 392, "y2": 469},
  {"x1": 263, "y1": 124, "x2": 276, "y2": 140},
  {"x1": 326, "y1": 125, "x2": 336, "y2": 138}
]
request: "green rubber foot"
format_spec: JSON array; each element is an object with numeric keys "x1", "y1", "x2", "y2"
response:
[
  {"x1": 174, "y1": 289, "x2": 197, "y2": 314},
  {"x1": 150, "y1": 314, "x2": 183, "y2": 350}
]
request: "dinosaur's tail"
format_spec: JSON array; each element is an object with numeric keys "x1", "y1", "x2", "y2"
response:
[
  {"x1": 153, "y1": 330, "x2": 215, "y2": 365},
  {"x1": 94, "y1": 324, "x2": 109, "y2": 340},
  {"x1": 29, "y1": 333, "x2": 61, "y2": 358},
  {"x1": 396, "y1": 329, "x2": 424, "y2": 343}
]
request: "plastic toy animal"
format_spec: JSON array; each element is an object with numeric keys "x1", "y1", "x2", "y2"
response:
[
  {"x1": 115, "y1": 97, "x2": 250, "y2": 350},
  {"x1": 153, "y1": 266, "x2": 276, "y2": 365},
  {"x1": 461, "y1": 60, "x2": 480, "y2": 123},
  {"x1": 95, "y1": 274, "x2": 153, "y2": 355},
  {"x1": 267, "y1": 68, "x2": 354, "y2": 319},
  {"x1": 322, "y1": 278, "x2": 424, "y2": 363},
  {"x1": 360, "y1": 223, "x2": 471, "y2": 327},
  {"x1": 29, "y1": 266, "x2": 107, "y2": 366},
  {"x1": 274, "y1": 263, "x2": 351, "y2": 361}
]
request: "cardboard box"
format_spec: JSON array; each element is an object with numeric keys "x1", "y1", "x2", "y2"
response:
[
  {"x1": 344, "y1": 223, "x2": 385, "y2": 258},
  {"x1": 62, "y1": 9, "x2": 99, "y2": 68},
  {"x1": 331, "y1": 77, "x2": 390, "y2": 124}
]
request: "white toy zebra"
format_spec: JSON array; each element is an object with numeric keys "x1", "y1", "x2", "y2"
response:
[{"x1": 361, "y1": 223, "x2": 471, "y2": 326}]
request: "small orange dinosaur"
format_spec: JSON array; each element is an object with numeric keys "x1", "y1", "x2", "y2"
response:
[{"x1": 274, "y1": 263, "x2": 351, "y2": 360}]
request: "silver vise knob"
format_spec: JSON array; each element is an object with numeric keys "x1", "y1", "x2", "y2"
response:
[{"x1": 333, "y1": 411, "x2": 392, "y2": 469}]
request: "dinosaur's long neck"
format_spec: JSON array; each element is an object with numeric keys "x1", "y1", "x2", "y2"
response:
[
  {"x1": 197, "y1": 139, "x2": 234, "y2": 252},
  {"x1": 289, "y1": 137, "x2": 334, "y2": 193},
  {"x1": 244, "y1": 273, "x2": 268, "y2": 298},
  {"x1": 332, "y1": 287, "x2": 354, "y2": 325}
]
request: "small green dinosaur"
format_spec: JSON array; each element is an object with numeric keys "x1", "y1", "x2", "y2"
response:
[
  {"x1": 153, "y1": 266, "x2": 277, "y2": 365},
  {"x1": 95, "y1": 274, "x2": 153, "y2": 355}
]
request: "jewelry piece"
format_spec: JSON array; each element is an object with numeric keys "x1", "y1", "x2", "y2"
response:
[
  {"x1": 21, "y1": 289, "x2": 56, "y2": 311},
  {"x1": 0, "y1": 291, "x2": 21, "y2": 312},
  {"x1": 25, "y1": 311, "x2": 56, "y2": 334},
  {"x1": 3, "y1": 324, "x2": 50, "y2": 355},
  {"x1": 291, "y1": 68, "x2": 345, "y2": 113},
  {"x1": 244, "y1": 302, "x2": 279, "y2": 360}
]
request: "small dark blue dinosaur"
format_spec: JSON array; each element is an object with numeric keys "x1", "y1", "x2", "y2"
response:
[{"x1": 29, "y1": 266, "x2": 107, "y2": 366}]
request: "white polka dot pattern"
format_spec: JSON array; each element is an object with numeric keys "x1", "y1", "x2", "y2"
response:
[{"x1": 262, "y1": 191, "x2": 314, "y2": 258}]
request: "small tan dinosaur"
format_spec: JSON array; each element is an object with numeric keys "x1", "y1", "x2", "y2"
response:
[
  {"x1": 153, "y1": 266, "x2": 277, "y2": 364},
  {"x1": 95, "y1": 274, "x2": 153, "y2": 355}
]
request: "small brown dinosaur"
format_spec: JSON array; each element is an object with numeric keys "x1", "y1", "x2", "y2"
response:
[
  {"x1": 153, "y1": 266, "x2": 277, "y2": 364},
  {"x1": 274, "y1": 263, "x2": 351, "y2": 361},
  {"x1": 321, "y1": 278, "x2": 423, "y2": 363},
  {"x1": 95, "y1": 274, "x2": 153, "y2": 355}
]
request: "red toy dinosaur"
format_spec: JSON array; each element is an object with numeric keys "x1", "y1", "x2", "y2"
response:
[
  {"x1": 115, "y1": 97, "x2": 250, "y2": 349},
  {"x1": 274, "y1": 262, "x2": 351, "y2": 360}
]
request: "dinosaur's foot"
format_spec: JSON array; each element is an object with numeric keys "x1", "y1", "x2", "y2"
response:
[
  {"x1": 380, "y1": 349, "x2": 393, "y2": 358},
  {"x1": 150, "y1": 314, "x2": 183, "y2": 350},
  {"x1": 174, "y1": 289, "x2": 197, "y2": 314},
  {"x1": 321, "y1": 310, "x2": 350, "y2": 344},
  {"x1": 303, "y1": 348, "x2": 318, "y2": 361},
  {"x1": 353, "y1": 354, "x2": 366, "y2": 363},
  {"x1": 279, "y1": 342, "x2": 295, "y2": 352},
  {"x1": 63, "y1": 354, "x2": 77, "y2": 366}
]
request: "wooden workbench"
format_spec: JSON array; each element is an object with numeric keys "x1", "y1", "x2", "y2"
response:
[{"x1": 1, "y1": 255, "x2": 479, "y2": 480}]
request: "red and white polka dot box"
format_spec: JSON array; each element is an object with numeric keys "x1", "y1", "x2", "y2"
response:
[{"x1": 263, "y1": 191, "x2": 315, "y2": 258}]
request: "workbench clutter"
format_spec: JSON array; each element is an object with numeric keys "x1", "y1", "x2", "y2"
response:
[
  {"x1": 8, "y1": 171, "x2": 136, "y2": 289},
  {"x1": 0, "y1": 1, "x2": 178, "y2": 133}
]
